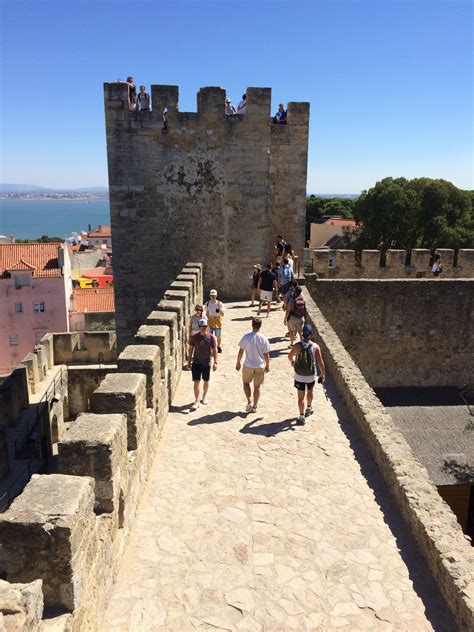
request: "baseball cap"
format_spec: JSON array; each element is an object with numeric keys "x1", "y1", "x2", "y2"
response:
[
  {"x1": 198, "y1": 318, "x2": 208, "y2": 327},
  {"x1": 302, "y1": 324, "x2": 313, "y2": 340},
  {"x1": 209, "y1": 289, "x2": 218, "y2": 295}
]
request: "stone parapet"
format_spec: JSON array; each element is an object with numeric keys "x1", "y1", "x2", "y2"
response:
[
  {"x1": 303, "y1": 290, "x2": 474, "y2": 631},
  {"x1": 90, "y1": 374, "x2": 146, "y2": 451},
  {"x1": 0, "y1": 578, "x2": 43, "y2": 631},
  {"x1": 0, "y1": 474, "x2": 96, "y2": 612},
  {"x1": 312, "y1": 248, "x2": 474, "y2": 278},
  {"x1": 0, "y1": 265, "x2": 203, "y2": 630},
  {"x1": 58, "y1": 413, "x2": 127, "y2": 513}
]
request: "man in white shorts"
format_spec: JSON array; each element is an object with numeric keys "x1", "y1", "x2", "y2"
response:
[
  {"x1": 288, "y1": 324, "x2": 325, "y2": 425},
  {"x1": 257, "y1": 262, "x2": 278, "y2": 317},
  {"x1": 236, "y1": 317, "x2": 270, "y2": 413}
]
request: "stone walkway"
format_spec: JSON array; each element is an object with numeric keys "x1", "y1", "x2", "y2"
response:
[{"x1": 102, "y1": 301, "x2": 456, "y2": 632}]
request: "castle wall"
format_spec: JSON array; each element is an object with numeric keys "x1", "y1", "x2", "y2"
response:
[
  {"x1": 303, "y1": 291, "x2": 474, "y2": 631},
  {"x1": 305, "y1": 277, "x2": 474, "y2": 387},
  {"x1": 0, "y1": 264, "x2": 202, "y2": 631},
  {"x1": 104, "y1": 83, "x2": 309, "y2": 349}
]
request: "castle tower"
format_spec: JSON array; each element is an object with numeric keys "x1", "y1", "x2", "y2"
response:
[{"x1": 104, "y1": 83, "x2": 310, "y2": 349}]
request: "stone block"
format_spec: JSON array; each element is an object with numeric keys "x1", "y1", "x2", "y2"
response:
[
  {"x1": 20, "y1": 353, "x2": 40, "y2": 395},
  {"x1": 83, "y1": 332, "x2": 117, "y2": 363},
  {"x1": 117, "y1": 345, "x2": 161, "y2": 412},
  {"x1": 410, "y1": 249, "x2": 431, "y2": 277},
  {"x1": 146, "y1": 311, "x2": 179, "y2": 356},
  {"x1": 58, "y1": 413, "x2": 127, "y2": 513},
  {"x1": 90, "y1": 373, "x2": 146, "y2": 451},
  {"x1": 151, "y1": 84, "x2": 179, "y2": 116},
  {"x1": 33, "y1": 344, "x2": 48, "y2": 380},
  {"x1": 456, "y1": 250, "x2": 474, "y2": 277},
  {"x1": 175, "y1": 275, "x2": 197, "y2": 303},
  {"x1": 0, "y1": 474, "x2": 95, "y2": 611},
  {"x1": 39, "y1": 333, "x2": 54, "y2": 369},
  {"x1": 360, "y1": 250, "x2": 381, "y2": 276},
  {"x1": 312, "y1": 249, "x2": 330, "y2": 276},
  {"x1": 385, "y1": 250, "x2": 406, "y2": 276},
  {"x1": 197, "y1": 86, "x2": 226, "y2": 118},
  {"x1": 160, "y1": 296, "x2": 189, "y2": 330},
  {"x1": 0, "y1": 368, "x2": 29, "y2": 427},
  {"x1": 135, "y1": 325, "x2": 173, "y2": 401},
  {"x1": 335, "y1": 250, "x2": 356, "y2": 276},
  {"x1": 185, "y1": 261, "x2": 203, "y2": 286},
  {"x1": 52, "y1": 333, "x2": 80, "y2": 364},
  {"x1": 0, "y1": 579, "x2": 43, "y2": 631}
]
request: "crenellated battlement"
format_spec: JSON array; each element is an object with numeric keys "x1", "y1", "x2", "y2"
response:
[
  {"x1": 104, "y1": 82, "x2": 309, "y2": 128},
  {"x1": 312, "y1": 248, "x2": 474, "y2": 278}
]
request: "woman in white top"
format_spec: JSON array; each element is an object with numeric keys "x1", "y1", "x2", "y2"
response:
[
  {"x1": 288, "y1": 323, "x2": 325, "y2": 426},
  {"x1": 189, "y1": 304, "x2": 204, "y2": 339}
]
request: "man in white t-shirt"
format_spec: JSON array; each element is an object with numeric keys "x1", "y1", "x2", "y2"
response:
[{"x1": 236, "y1": 317, "x2": 270, "y2": 413}]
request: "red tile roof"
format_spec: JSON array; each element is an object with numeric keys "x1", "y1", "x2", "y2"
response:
[
  {"x1": 72, "y1": 288, "x2": 115, "y2": 313},
  {"x1": 322, "y1": 218, "x2": 357, "y2": 227},
  {"x1": 88, "y1": 225, "x2": 112, "y2": 238},
  {"x1": 0, "y1": 244, "x2": 63, "y2": 279}
]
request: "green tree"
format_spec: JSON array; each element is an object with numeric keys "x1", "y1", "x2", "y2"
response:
[{"x1": 343, "y1": 177, "x2": 474, "y2": 251}]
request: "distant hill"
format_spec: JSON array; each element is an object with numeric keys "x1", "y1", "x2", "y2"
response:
[
  {"x1": 0, "y1": 183, "x2": 108, "y2": 193},
  {"x1": 311, "y1": 193, "x2": 359, "y2": 199}
]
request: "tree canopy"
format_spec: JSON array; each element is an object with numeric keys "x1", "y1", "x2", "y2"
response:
[{"x1": 342, "y1": 178, "x2": 474, "y2": 251}]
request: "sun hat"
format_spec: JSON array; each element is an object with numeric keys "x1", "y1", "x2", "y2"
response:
[
  {"x1": 198, "y1": 318, "x2": 208, "y2": 327},
  {"x1": 302, "y1": 324, "x2": 313, "y2": 340},
  {"x1": 254, "y1": 264, "x2": 262, "y2": 270},
  {"x1": 209, "y1": 289, "x2": 218, "y2": 295}
]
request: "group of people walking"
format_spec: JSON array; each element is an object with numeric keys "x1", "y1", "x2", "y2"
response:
[{"x1": 186, "y1": 235, "x2": 326, "y2": 426}]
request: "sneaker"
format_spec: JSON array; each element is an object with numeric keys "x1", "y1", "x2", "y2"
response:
[
  {"x1": 305, "y1": 406, "x2": 314, "y2": 417},
  {"x1": 218, "y1": 346, "x2": 222, "y2": 353},
  {"x1": 190, "y1": 401, "x2": 200, "y2": 411},
  {"x1": 245, "y1": 402, "x2": 253, "y2": 413},
  {"x1": 251, "y1": 405, "x2": 258, "y2": 413},
  {"x1": 296, "y1": 415, "x2": 306, "y2": 426},
  {"x1": 201, "y1": 395, "x2": 208, "y2": 405}
]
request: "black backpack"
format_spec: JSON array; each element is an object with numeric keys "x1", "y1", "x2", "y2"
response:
[{"x1": 294, "y1": 342, "x2": 315, "y2": 376}]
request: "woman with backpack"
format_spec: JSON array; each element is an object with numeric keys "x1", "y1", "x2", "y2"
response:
[
  {"x1": 284, "y1": 286, "x2": 306, "y2": 346},
  {"x1": 288, "y1": 324, "x2": 325, "y2": 426}
]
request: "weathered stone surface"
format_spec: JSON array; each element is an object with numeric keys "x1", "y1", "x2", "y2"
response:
[
  {"x1": 305, "y1": 277, "x2": 474, "y2": 388},
  {"x1": 0, "y1": 579, "x2": 43, "y2": 631},
  {"x1": 117, "y1": 345, "x2": 161, "y2": 412},
  {"x1": 0, "y1": 474, "x2": 95, "y2": 612},
  {"x1": 58, "y1": 413, "x2": 127, "y2": 513},
  {"x1": 90, "y1": 373, "x2": 146, "y2": 451},
  {"x1": 104, "y1": 84, "x2": 309, "y2": 348}
]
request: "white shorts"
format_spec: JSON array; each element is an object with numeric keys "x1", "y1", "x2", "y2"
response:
[{"x1": 260, "y1": 290, "x2": 273, "y2": 302}]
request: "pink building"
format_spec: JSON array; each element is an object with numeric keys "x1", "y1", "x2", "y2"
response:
[{"x1": 0, "y1": 244, "x2": 72, "y2": 375}]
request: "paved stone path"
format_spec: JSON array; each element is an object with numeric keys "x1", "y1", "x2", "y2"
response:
[{"x1": 102, "y1": 301, "x2": 456, "y2": 632}]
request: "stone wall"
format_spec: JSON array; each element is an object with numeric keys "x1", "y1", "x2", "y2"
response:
[
  {"x1": 312, "y1": 248, "x2": 474, "y2": 278},
  {"x1": 303, "y1": 291, "x2": 474, "y2": 632},
  {"x1": 305, "y1": 277, "x2": 474, "y2": 387},
  {"x1": 0, "y1": 264, "x2": 203, "y2": 631},
  {"x1": 104, "y1": 82, "x2": 309, "y2": 349}
]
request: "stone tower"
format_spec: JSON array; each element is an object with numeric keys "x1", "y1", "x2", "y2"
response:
[{"x1": 104, "y1": 83, "x2": 309, "y2": 349}]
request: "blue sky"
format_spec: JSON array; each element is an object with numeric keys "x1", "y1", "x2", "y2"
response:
[{"x1": 1, "y1": 0, "x2": 472, "y2": 193}]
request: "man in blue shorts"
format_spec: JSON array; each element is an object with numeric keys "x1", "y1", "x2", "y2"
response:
[{"x1": 187, "y1": 318, "x2": 218, "y2": 410}]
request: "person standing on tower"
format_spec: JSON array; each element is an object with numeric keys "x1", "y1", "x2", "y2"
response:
[
  {"x1": 206, "y1": 289, "x2": 225, "y2": 353},
  {"x1": 237, "y1": 94, "x2": 247, "y2": 115}
]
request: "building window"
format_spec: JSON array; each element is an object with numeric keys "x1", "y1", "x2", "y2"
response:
[
  {"x1": 9, "y1": 335, "x2": 18, "y2": 346},
  {"x1": 35, "y1": 332, "x2": 46, "y2": 344},
  {"x1": 15, "y1": 303, "x2": 23, "y2": 313},
  {"x1": 102, "y1": 239, "x2": 107, "y2": 244},
  {"x1": 33, "y1": 301, "x2": 45, "y2": 313},
  {"x1": 14, "y1": 275, "x2": 30, "y2": 288}
]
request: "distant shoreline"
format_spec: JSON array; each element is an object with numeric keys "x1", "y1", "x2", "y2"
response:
[{"x1": 0, "y1": 193, "x2": 109, "y2": 201}]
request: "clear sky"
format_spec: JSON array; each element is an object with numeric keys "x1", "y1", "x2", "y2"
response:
[{"x1": 1, "y1": 0, "x2": 472, "y2": 194}]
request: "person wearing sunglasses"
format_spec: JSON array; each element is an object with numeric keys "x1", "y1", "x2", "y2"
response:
[{"x1": 189, "y1": 304, "x2": 204, "y2": 340}]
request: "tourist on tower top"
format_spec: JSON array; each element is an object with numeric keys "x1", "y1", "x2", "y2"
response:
[
  {"x1": 236, "y1": 317, "x2": 271, "y2": 414},
  {"x1": 137, "y1": 85, "x2": 150, "y2": 111},
  {"x1": 225, "y1": 98, "x2": 237, "y2": 115},
  {"x1": 206, "y1": 289, "x2": 225, "y2": 353},
  {"x1": 273, "y1": 103, "x2": 287, "y2": 124},
  {"x1": 236, "y1": 94, "x2": 247, "y2": 115}
]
